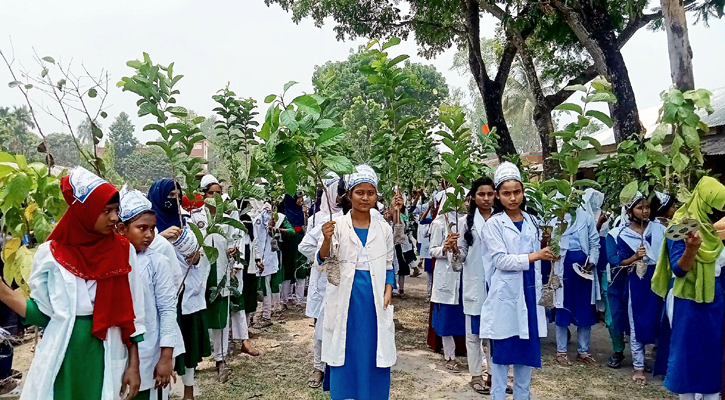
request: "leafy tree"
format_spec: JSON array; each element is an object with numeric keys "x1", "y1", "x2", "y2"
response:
[
  {"x1": 116, "y1": 146, "x2": 172, "y2": 187},
  {"x1": 108, "y1": 112, "x2": 139, "y2": 159},
  {"x1": 0, "y1": 106, "x2": 41, "y2": 160},
  {"x1": 341, "y1": 96, "x2": 384, "y2": 163}
]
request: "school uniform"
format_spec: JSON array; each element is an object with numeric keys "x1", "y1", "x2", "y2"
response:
[
  {"x1": 458, "y1": 210, "x2": 493, "y2": 377},
  {"x1": 553, "y1": 208, "x2": 600, "y2": 355},
  {"x1": 605, "y1": 226, "x2": 629, "y2": 355},
  {"x1": 616, "y1": 222, "x2": 665, "y2": 371},
  {"x1": 317, "y1": 212, "x2": 396, "y2": 400},
  {"x1": 480, "y1": 211, "x2": 546, "y2": 400},
  {"x1": 228, "y1": 211, "x2": 258, "y2": 342},
  {"x1": 253, "y1": 208, "x2": 284, "y2": 320}
]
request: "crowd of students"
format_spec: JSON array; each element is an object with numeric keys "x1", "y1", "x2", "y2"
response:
[{"x1": 1, "y1": 160, "x2": 725, "y2": 400}]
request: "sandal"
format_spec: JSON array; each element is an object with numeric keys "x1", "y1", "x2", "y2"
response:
[
  {"x1": 556, "y1": 352, "x2": 572, "y2": 366},
  {"x1": 445, "y1": 360, "x2": 461, "y2": 373},
  {"x1": 632, "y1": 370, "x2": 646, "y2": 385},
  {"x1": 607, "y1": 352, "x2": 624, "y2": 369},
  {"x1": 253, "y1": 318, "x2": 273, "y2": 329},
  {"x1": 470, "y1": 376, "x2": 490, "y2": 395},
  {"x1": 307, "y1": 369, "x2": 325, "y2": 389},
  {"x1": 576, "y1": 353, "x2": 599, "y2": 367}
]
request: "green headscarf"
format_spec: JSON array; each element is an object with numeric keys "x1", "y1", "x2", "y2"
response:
[{"x1": 653, "y1": 177, "x2": 725, "y2": 303}]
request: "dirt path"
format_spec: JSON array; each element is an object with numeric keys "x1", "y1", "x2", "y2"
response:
[{"x1": 8, "y1": 272, "x2": 677, "y2": 400}]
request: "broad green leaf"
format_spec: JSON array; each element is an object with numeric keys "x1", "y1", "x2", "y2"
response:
[
  {"x1": 167, "y1": 106, "x2": 188, "y2": 117},
  {"x1": 633, "y1": 150, "x2": 648, "y2": 169},
  {"x1": 264, "y1": 94, "x2": 277, "y2": 104},
  {"x1": 314, "y1": 119, "x2": 335, "y2": 130},
  {"x1": 554, "y1": 103, "x2": 583, "y2": 115},
  {"x1": 585, "y1": 110, "x2": 613, "y2": 128},
  {"x1": 620, "y1": 181, "x2": 639, "y2": 206},
  {"x1": 672, "y1": 152, "x2": 689, "y2": 172},
  {"x1": 42, "y1": 56, "x2": 55, "y2": 64},
  {"x1": 292, "y1": 95, "x2": 321, "y2": 119},
  {"x1": 317, "y1": 126, "x2": 346, "y2": 147},
  {"x1": 573, "y1": 179, "x2": 600, "y2": 188},
  {"x1": 7, "y1": 81, "x2": 22, "y2": 88},
  {"x1": 32, "y1": 212, "x2": 53, "y2": 243},
  {"x1": 681, "y1": 125, "x2": 700, "y2": 148},
  {"x1": 650, "y1": 124, "x2": 668, "y2": 145},
  {"x1": 584, "y1": 92, "x2": 617, "y2": 103},
  {"x1": 387, "y1": 55, "x2": 410, "y2": 68},
  {"x1": 564, "y1": 84, "x2": 587, "y2": 92},
  {"x1": 88, "y1": 88, "x2": 98, "y2": 98},
  {"x1": 322, "y1": 155, "x2": 354, "y2": 175},
  {"x1": 381, "y1": 37, "x2": 401, "y2": 50},
  {"x1": 283, "y1": 81, "x2": 298, "y2": 93},
  {"x1": 282, "y1": 163, "x2": 299, "y2": 195},
  {"x1": 280, "y1": 110, "x2": 298, "y2": 131}
]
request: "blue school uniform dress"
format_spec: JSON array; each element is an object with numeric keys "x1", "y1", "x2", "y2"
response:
[
  {"x1": 606, "y1": 231, "x2": 630, "y2": 337},
  {"x1": 490, "y1": 220, "x2": 542, "y2": 368},
  {"x1": 616, "y1": 226, "x2": 664, "y2": 345},
  {"x1": 431, "y1": 278, "x2": 466, "y2": 336},
  {"x1": 327, "y1": 227, "x2": 395, "y2": 400},
  {"x1": 660, "y1": 239, "x2": 724, "y2": 394},
  {"x1": 555, "y1": 242, "x2": 598, "y2": 328}
]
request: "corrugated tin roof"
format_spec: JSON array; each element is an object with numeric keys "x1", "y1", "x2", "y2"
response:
[{"x1": 701, "y1": 87, "x2": 725, "y2": 128}]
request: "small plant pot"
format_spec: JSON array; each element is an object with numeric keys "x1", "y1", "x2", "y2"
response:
[
  {"x1": 539, "y1": 274, "x2": 561, "y2": 309},
  {"x1": 450, "y1": 250, "x2": 463, "y2": 272},
  {"x1": 633, "y1": 260, "x2": 647, "y2": 279},
  {"x1": 393, "y1": 222, "x2": 407, "y2": 245},
  {"x1": 324, "y1": 253, "x2": 342, "y2": 286}
]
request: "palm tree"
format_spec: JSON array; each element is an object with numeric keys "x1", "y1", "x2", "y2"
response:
[{"x1": 0, "y1": 106, "x2": 38, "y2": 155}]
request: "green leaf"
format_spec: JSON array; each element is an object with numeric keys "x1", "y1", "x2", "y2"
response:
[
  {"x1": 387, "y1": 55, "x2": 410, "y2": 68},
  {"x1": 42, "y1": 56, "x2": 56, "y2": 64},
  {"x1": 317, "y1": 126, "x2": 346, "y2": 147},
  {"x1": 314, "y1": 119, "x2": 335, "y2": 130},
  {"x1": 167, "y1": 106, "x2": 188, "y2": 117},
  {"x1": 573, "y1": 179, "x2": 600, "y2": 188},
  {"x1": 88, "y1": 88, "x2": 98, "y2": 98},
  {"x1": 564, "y1": 84, "x2": 587, "y2": 92},
  {"x1": 32, "y1": 212, "x2": 53, "y2": 242},
  {"x1": 322, "y1": 155, "x2": 354, "y2": 175},
  {"x1": 282, "y1": 163, "x2": 299, "y2": 195},
  {"x1": 381, "y1": 37, "x2": 401, "y2": 50},
  {"x1": 681, "y1": 125, "x2": 700, "y2": 149},
  {"x1": 650, "y1": 124, "x2": 668, "y2": 145},
  {"x1": 554, "y1": 103, "x2": 583, "y2": 115},
  {"x1": 91, "y1": 122, "x2": 103, "y2": 138},
  {"x1": 264, "y1": 94, "x2": 277, "y2": 104},
  {"x1": 585, "y1": 110, "x2": 613, "y2": 128},
  {"x1": 280, "y1": 110, "x2": 298, "y2": 131},
  {"x1": 7, "y1": 81, "x2": 22, "y2": 88},
  {"x1": 283, "y1": 81, "x2": 298, "y2": 93},
  {"x1": 100, "y1": 111, "x2": 108, "y2": 119},
  {"x1": 584, "y1": 92, "x2": 617, "y2": 103},
  {"x1": 672, "y1": 152, "x2": 689, "y2": 172},
  {"x1": 620, "y1": 181, "x2": 639, "y2": 206},
  {"x1": 633, "y1": 150, "x2": 648, "y2": 169},
  {"x1": 292, "y1": 95, "x2": 321, "y2": 119}
]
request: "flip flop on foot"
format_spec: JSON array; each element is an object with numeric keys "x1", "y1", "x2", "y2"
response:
[
  {"x1": 469, "y1": 376, "x2": 490, "y2": 395},
  {"x1": 241, "y1": 340, "x2": 261, "y2": 356},
  {"x1": 607, "y1": 352, "x2": 625, "y2": 369},
  {"x1": 445, "y1": 360, "x2": 461, "y2": 373},
  {"x1": 632, "y1": 370, "x2": 646, "y2": 385},
  {"x1": 307, "y1": 369, "x2": 325, "y2": 389}
]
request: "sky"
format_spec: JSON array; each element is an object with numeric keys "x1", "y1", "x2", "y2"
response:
[{"x1": 1, "y1": 0, "x2": 724, "y2": 145}]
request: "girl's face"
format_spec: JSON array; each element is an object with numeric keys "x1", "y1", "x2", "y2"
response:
[
  {"x1": 204, "y1": 184, "x2": 222, "y2": 199},
  {"x1": 664, "y1": 203, "x2": 677, "y2": 219},
  {"x1": 118, "y1": 212, "x2": 157, "y2": 252},
  {"x1": 94, "y1": 202, "x2": 120, "y2": 235},
  {"x1": 631, "y1": 199, "x2": 651, "y2": 222},
  {"x1": 350, "y1": 183, "x2": 377, "y2": 214},
  {"x1": 475, "y1": 184, "x2": 496, "y2": 212},
  {"x1": 168, "y1": 188, "x2": 181, "y2": 200},
  {"x1": 496, "y1": 180, "x2": 524, "y2": 211}
]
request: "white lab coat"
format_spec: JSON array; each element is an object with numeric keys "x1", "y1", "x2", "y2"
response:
[
  {"x1": 136, "y1": 250, "x2": 185, "y2": 394},
  {"x1": 457, "y1": 211, "x2": 493, "y2": 316},
  {"x1": 479, "y1": 212, "x2": 547, "y2": 340},
  {"x1": 316, "y1": 212, "x2": 397, "y2": 368},
  {"x1": 23, "y1": 243, "x2": 146, "y2": 400},
  {"x1": 189, "y1": 209, "x2": 232, "y2": 298},
  {"x1": 429, "y1": 212, "x2": 462, "y2": 306},
  {"x1": 300, "y1": 210, "x2": 343, "y2": 319},
  {"x1": 252, "y1": 210, "x2": 284, "y2": 277},
  {"x1": 553, "y1": 208, "x2": 601, "y2": 309}
]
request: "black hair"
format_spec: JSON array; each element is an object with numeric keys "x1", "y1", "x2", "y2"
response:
[
  {"x1": 649, "y1": 193, "x2": 676, "y2": 221},
  {"x1": 120, "y1": 209, "x2": 156, "y2": 226},
  {"x1": 464, "y1": 177, "x2": 495, "y2": 246},
  {"x1": 238, "y1": 200, "x2": 254, "y2": 241},
  {"x1": 108, "y1": 192, "x2": 120, "y2": 205},
  {"x1": 492, "y1": 180, "x2": 527, "y2": 215}
]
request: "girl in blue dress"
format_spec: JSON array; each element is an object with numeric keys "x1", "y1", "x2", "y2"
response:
[
  {"x1": 652, "y1": 177, "x2": 725, "y2": 400},
  {"x1": 480, "y1": 162, "x2": 556, "y2": 400},
  {"x1": 317, "y1": 165, "x2": 396, "y2": 400},
  {"x1": 616, "y1": 192, "x2": 665, "y2": 385}
]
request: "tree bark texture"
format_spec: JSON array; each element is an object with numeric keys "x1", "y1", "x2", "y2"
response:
[
  {"x1": 553, "y1": 0, "x2": 642, "y2": 143},
  {"x1": 661, "y1": 0, "x2": 695, "y2": 90},
  {"x1": 461, "y1": 0, "x2": 518, "y2": 159}
]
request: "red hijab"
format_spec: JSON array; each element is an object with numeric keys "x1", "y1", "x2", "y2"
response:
[{"x1": 47, "y1": 173, "x2": 136, "y2": 344}]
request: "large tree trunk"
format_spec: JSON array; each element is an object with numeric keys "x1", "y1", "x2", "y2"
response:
[
  {"x1": 462, "y1": 0, "x2": 518, "y2": 159},
  {"x1": 661, "y1": 0, "x2": 695, "y2": 90},
  {"x1": 533, "y1": 105, "x2": 559, "y2": 178},
  {"x1": 553, "y1": 0, "x2": 642, "y2": 143}
]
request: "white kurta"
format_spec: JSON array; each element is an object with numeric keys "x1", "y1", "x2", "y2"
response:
[
  {"x1": 479, "y1": 212, "x2": 547, "y2": 340},
  {"x1": 136, "y1": 250, "x2": 185, "y2": 393},
  {"x1": 316, "y1": 213, "x2": 397, "y2": 368},
  {"x1": 23, "y1": 243, "x2": 146, "y2": 400},
  {"x1": 252, "y1": 210, "x2": 284, "y2": 277},
  {"x1": 429, "y1": 213, "x2": 462, "y2": 306},
  {"x1": 300, "y1": 210, "x2": 343, "y2": 320}
]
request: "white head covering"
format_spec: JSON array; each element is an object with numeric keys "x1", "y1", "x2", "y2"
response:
[
  {"x1": 68, "y1": 166, "x2": 107, "y2": 203},
  {"x1": 625, "y1": 191, "x2": 644, "y2": 210},
  {"x1": 347, "y1": 164, "x2": 378, "y2": 190},
  {"x1": 494, "y1": 162, "x2": 522, "y2": 188},
  {"x1": 119, "y1": 187, "x2": 153, "y2": 222},
  {"x1": 201, "y1": 174, "x2": 219, "y2": 190},
  {"x1": 582, "y1": 188, "x2": 605, "y2": 218},
  {"x1": 654, "y1": 191, "x2": 672, "y2": 213},
  {"x1": 321, "y1": 173, "x2": 342, "y2": 215}
]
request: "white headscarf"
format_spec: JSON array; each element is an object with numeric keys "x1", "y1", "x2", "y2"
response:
[
  {"x1": 347, "y1": 164, "x2": 378, "y2": 190},
  {"x1": 320, "y1": 174, "x2": 342, "y2": 215},
  {"x1": 494, "y1": 161, "x2": 522, "y2": 188},
  {"x1": 200, "y1": 174, "x2": 219, "y2": 190},
  {"x1": 119, "y1": 187, "x2": 153, "y2": 222}
]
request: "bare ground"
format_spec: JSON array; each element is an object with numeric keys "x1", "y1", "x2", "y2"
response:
[{"x1": 8, "y1": 273, "x2": 677, "y2": 400}]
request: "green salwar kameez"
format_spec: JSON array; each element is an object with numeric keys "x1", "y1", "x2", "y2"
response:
[{"x1": 205, "y1": 261, "x2": 230, "y2": 330}]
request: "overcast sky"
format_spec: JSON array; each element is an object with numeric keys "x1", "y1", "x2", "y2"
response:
[{"x1": 1, "y1": 0, "x2": 723, "y2": 145}]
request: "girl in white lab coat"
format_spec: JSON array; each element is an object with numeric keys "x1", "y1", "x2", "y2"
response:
[
  {"x1": 252, "y1": 204, "x2": 285, "y2": 327},
  {"x1": 480, "y1": 162, "x2": 556, "y2": 400},
  {"x1": 457, "y1": 176, "x2": 496, "y2": 394},
  {"x1": 118, "y1": 189, "x2": 183, "y2": 400},
  {"x1": 299, "y1": 173, "x2": 345, "y2": 388},
  {"x1": 317, "y1": 165, "x2": 396, "y2": 400},
  {"x1": 0, "y1": 167, "x2": 146, "y2": 400},
  {"x1": 429, "y1": 187, "x2": 466, "y2": 372}
]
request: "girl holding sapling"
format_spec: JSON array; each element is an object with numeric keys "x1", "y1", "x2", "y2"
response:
[{"x1": 480, "y1": 162, "x2": 556, "y2": 400}]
